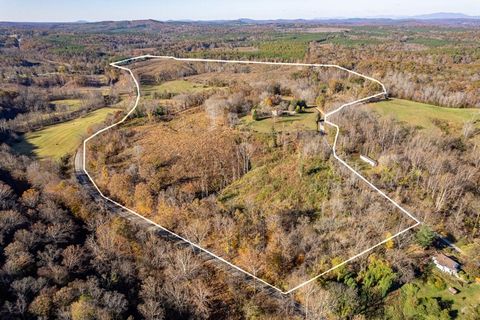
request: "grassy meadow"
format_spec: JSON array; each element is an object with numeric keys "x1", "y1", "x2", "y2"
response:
[
  {"x1": 414, "y1": 269, "x2": 480, "y2": 318},
  {"x1": 241, "y1": 110, "x2": 318, "y2": 133},
  {"x1": 366, "y1": 98, "x2": 480, "y2": 134},
  {"x1": 13, "y1": 107, "x2": 121, "y2": 160}
]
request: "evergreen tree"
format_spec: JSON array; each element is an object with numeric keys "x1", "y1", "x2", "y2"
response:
[{"x1": 415, "y1": 225, "x2": 436, "y2": 248}]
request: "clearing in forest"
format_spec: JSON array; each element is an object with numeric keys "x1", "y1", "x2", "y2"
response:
[
  {"x1": 85, "y1": 57, "x2": 419, "y2": 292},
  {"x1": 14, "y1": 107, "x2": 121, "y2": 160},
  {"x1": 365, "y1": 98, "x2": 480, "y2": 134}
]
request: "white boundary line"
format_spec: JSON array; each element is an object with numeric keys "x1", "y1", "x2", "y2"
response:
[{"x1": 81, "y1": 55, "x2": 421, "y2": 295}]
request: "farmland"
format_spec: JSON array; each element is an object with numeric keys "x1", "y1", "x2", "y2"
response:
[
  {"x1": 365, "y1": 98, "x2": 480, "y2": 134},
  {"x1": 13, "y1": 107, "x2": 121, "y2": 159}
]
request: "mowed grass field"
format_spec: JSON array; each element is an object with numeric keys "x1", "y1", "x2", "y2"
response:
[
  {"x1": 366, "y1": 98, "x2": 480, "y2": 133},
  {"x1": 414, "y1": 270, "x2": 480, "y2": 318},
  {"x1": 241, "y1": 110, "x2": 318, "y2": 133},
  {"x1": 13, "y1": 107, "x2": 121, "y2": 160}
]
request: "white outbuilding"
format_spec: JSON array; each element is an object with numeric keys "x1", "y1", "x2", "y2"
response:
[{"x1": 360, "y1": 154, "x2": 378, "y2": 167}]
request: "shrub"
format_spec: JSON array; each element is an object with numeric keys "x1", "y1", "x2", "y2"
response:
[
  {"x1": 430, "y1": 275, "x2": 446, "y2": 290},
  {"x1": 291, "y1": 99, "x2": 307, "y2": 113},
  {"x1": 316, "y1": 95, "x2": 326, "y2": 108},
  {"x1": 329, "y1": 80, "x2": 344, "y2": 94},
  {"x1": 252, "y1": 109, "x2": 259, "y2": 121}
]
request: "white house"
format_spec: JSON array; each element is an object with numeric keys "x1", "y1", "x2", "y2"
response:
[{"x1": 433, "y1": 253, "x2": 460, "y2": 276}]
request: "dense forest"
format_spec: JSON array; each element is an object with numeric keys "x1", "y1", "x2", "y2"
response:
[{"x1": 0, "y1": 144, "x2": 311, "y2": 319}]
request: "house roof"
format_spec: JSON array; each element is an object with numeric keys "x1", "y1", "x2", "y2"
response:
[{"x1": 434, "y1": 253, "x2": 460, "y2": 270}]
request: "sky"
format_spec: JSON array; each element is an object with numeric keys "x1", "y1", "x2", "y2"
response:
[{"x1": 0, "y1": 0, "x2": 479, "y2": 22}]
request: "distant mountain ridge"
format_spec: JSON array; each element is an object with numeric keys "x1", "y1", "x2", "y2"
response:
[
  {"x1": 412, "y1": 12, "x2": 479, "y2": 20},
  {"x1": 235, "y1": 12, "x2": 480, "y2": 23},
  {"x1": 0, "y1": 13, "x2": 479, "y2": 29}
]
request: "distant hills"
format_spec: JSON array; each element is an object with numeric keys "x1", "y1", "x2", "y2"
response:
[
  {"x1": 236, "y1": 13, "x2": 480, "y2": 23},
  {"x1": 0, "y1": 13, "x2": 479, "y2": 29},
  {"x1": 226, "y1": 13, "x2": 480, "y2": 26},
  {"x1": 412, "y1": 12, "x2": 479, "y2": 20},
  {"x1": 233, "y1": 12, "x2": 480, "y2": 24}
]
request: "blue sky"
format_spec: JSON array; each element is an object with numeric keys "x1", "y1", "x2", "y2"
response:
[{"x1": 1, "y1": 0, "x2": 479, "y2": 22}]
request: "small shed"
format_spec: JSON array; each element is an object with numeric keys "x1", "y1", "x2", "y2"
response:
[
  {"x1": 318, "y1": 119, "x2": 325, "y2": 134},
  {"x1": 433, "y1": 253, "x2": 460, "y2": 276},
  {"x1": 448, "y1": 287, "x2": 459, "y2": 295},
  {"x1": 360, "y1": 154, "x2": 378, "y2": 167}
]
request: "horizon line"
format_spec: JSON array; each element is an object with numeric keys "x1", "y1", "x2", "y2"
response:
[{"x1": 1, "y1": 12, "x2": 479, "y2": 24}]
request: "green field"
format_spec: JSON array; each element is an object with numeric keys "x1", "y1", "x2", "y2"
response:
[
  {"x1": 142, "y1": 80, "x2": 212, "y2": 96},
  {"x1": 414, "y1": 270, "x2": 480, "y2": 318},
  {"x1": 219, "y1": 153, "x2": 337, "y2": 212},
  {"x1": 367, "y1": 99, "x2": 480, "y2": 133},
  {"x1": 241, "y1": 111, "x2": 318, "y2": 133},
  {"x1": 13, "y1": 107, "x2": 121, "y2": 160}
]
